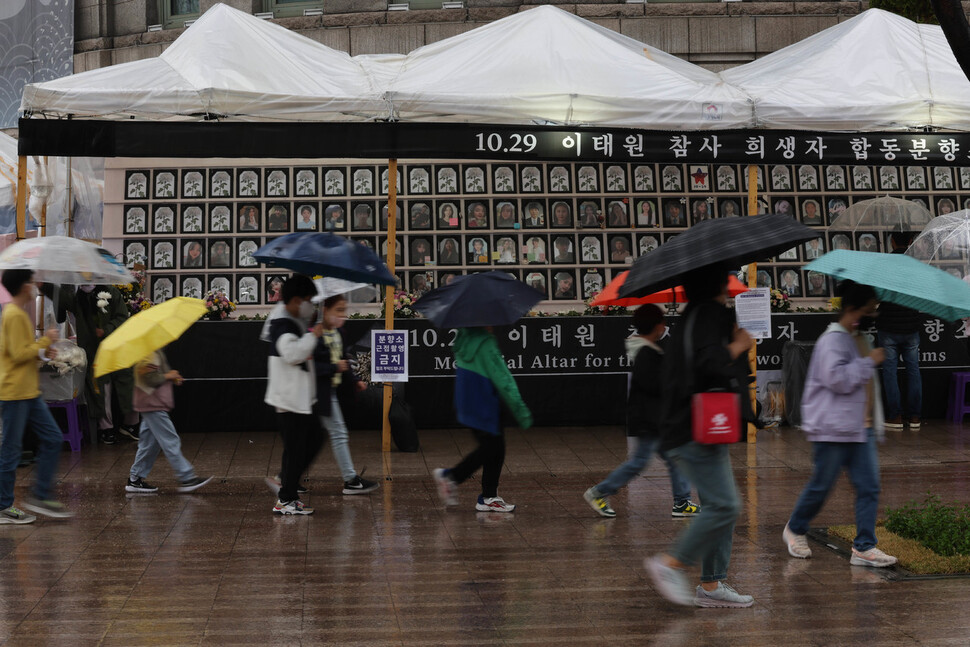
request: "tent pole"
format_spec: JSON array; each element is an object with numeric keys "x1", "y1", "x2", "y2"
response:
[
  {"x1": 67, "y1": 156, "x2": 73, "y2": 238},
  {"x1": 382, "y1": 159, "x2": 398, "y2": 456},
  {"x1": 15, "y1": 156, "x2": 27, "y2": 241},
  {"x1": 746, "y1": 165, "x2": 759, "y2": 444}
]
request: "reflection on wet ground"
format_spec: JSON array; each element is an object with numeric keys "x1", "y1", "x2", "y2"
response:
[{"x1": 0, "y1": 422, "x2": 968, "y2": 645}]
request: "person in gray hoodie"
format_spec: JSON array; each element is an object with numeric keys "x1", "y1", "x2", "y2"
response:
[
  {"x1": 782, "y1": 280, "x2": 897, "y2": 569},
  {"x1": 583, "y1": 304, "x2": 698, "y2": 519}
]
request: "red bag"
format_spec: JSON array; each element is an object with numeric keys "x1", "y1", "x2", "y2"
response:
[{"x1": 691, "y1": 391, "x2": 742, "y2": 444}]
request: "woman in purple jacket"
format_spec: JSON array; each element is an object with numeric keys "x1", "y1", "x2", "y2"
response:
[{"x1": 782, "y1": 280, "x2": 897, "y2": 568}]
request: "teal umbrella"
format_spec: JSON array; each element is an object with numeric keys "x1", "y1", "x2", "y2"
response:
[{"x1": 805, "y1": 249, "x2": 970, "y2": 322}]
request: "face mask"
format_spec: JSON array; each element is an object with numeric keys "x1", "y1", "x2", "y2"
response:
[
  {"x1": 326, "y1": 313, "x2": 347, "y2": 329},
  {"x1": 297, "y1": 300, "x2": 316, "y2": 321},
  {"x1": 79, "y1": 285, "x2": 95, "y2": 293}
]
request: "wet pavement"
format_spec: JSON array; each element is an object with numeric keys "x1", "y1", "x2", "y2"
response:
[{"x1": 1, "y1": 421, "x2": 969, "y2": 646}]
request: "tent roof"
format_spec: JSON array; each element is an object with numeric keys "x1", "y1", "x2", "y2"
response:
[
  {"x1": 377, "y1": 5, "x2": 752, "y2": 128},
  {"x1": 21, "y1": 3, "x2": 388, "y2": 121},
  {"x1": 721, "y1": 9, "x2": 970, "y2": 131}
]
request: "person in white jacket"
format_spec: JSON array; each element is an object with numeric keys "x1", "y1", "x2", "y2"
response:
[{"x1": 260, "y1": 274, "x2": 324, "y2": 515}]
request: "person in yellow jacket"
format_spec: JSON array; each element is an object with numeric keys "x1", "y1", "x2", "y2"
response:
[{"x1": 0, "y1": 270, "x2": 73, "y2": 524}]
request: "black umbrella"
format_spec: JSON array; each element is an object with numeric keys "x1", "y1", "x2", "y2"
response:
[
  {"x1": 618, "y1": 214, "x2": 818, "y2": 298},
  {"x1": 253, "y1": 232, "x2": 397, "y2": 286},
  {"x1": 413, "y1": 271, "x2": 543, "y2": 329}
]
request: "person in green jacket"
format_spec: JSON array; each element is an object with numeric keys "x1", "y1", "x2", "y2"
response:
[
  {"x1": 41, "y1": 283, "x2": 138, "y2": 445},
  {"x1": 433, "y1": 327, "x2": 532, "y2": 513}
]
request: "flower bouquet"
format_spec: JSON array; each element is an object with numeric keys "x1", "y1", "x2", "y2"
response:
[
  {"x1": 203, "y1": 290, "x2": 236, "y2": 321},
  {"x1": 115, "y1": 268, "x2": 154, "y2": 316},
  {"x1": 769, "y1": 288, "x2": 791, "y2": 313},
  {"x1": 381, "y1": 291, "x2": 420, "y2": 318},
  {"x1": 40, "y1": 340, "x2": 87, "y2": 401},
  {"x1": 583, "y1": 291, "x2": 626, "y2": 316}
]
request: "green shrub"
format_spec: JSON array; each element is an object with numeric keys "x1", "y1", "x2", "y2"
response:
[{"x1": 885, "y1": 494, "x2": 970, "y2": 557}]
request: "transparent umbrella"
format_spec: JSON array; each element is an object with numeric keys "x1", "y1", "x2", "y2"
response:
[
  {"x1": 905, "y1": 210, "x2": 970, "y2": 276},
  {"x1": 828, "y1": 196, "x2": 933, "y2": 246}
]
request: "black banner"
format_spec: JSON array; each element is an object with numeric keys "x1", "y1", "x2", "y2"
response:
[{"x1": 19, "y1": 118, "x2": 970, "y2": 166}]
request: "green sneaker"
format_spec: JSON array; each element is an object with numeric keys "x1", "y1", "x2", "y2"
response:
[
  {"x1": 583, "y1": 487, "x2": 616, "y2": 518},
  {"x1": 672, "y1": 500, "x2": 700, "y2": 518},
  {"x1": 0, "y1": 506, "x2": 36, "y2": 524},
  {"x1": 22, "y1": 497, "x2": 73, "y2": 519}
]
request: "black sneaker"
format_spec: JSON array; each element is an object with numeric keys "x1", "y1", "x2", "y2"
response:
[
  {"x1": 342, "y1": 475, "x2": 379, "y2": 495},
  {"x1": 117, "y1": 424, "x2": 140, "y2": 441},
  {"x1": 100, "y1": 430, "x2": 117, "y2": 445},
  {"x1": 125, "y1": 477, "x2": 158, "y2": 493},
  {"x1": 177, "y1": 476, "x2": 213, "y2": 493}
]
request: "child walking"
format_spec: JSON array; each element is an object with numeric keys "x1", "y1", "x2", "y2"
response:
[
  {"x1": 313, "y1": 294, "x2": 378, "y2": 495},
  {"x1": 782, "y1": 280, "x2": 897, "y2": 568},
  {"x1": 583, "y1": 305, "x2": 699, "y2": 519},
  {"x1": 433, "y1": 326, "x2": 532, "y2": 512},
  {"x1": 261, "y1": 274, "x2": 325, "y2": 515},
  {"x1": 125, "y1": 347, "x2": 212, "y2": 494},
  {"x1": 0, "y1": 270, "x2": 72, "y2": 523}
]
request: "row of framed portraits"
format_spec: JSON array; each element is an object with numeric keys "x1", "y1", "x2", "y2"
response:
[
  {"x1": 121, "y1": 193, "x2": 970, "y2": 237},
  {"x1": 124, "y1": 163, "x2": 970, "y2": 201}
]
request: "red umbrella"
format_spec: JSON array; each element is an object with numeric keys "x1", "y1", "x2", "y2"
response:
[{"x1": 591, "y1": 271, "x2": 749, "y2": 307}]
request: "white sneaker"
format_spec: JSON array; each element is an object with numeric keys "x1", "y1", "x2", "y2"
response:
[
  {"x1": 475, "y1": 496, "x2": 515, "y2": 513},
  {"x1": 272, "y1": 499, "x2": 313, "y2": 515},
  {"x1": 644, "y1": 556, "x2": 694, "y2": 606},
  {"x1": 850, "y1": 546, "x2": 898, "y2": 568},
  {"x1": 783, "y1": 523, "x2": 812, "y2": 559},
  {"x1": 694, "y1": 582, "x2": 754, "y2": 608},
  {"x1": 432, "y1": 468, "x2": 458, "y2": 506}
]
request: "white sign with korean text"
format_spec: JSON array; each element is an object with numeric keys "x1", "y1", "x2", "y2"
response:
[
  {"x1": 735, "y1": 288, "x2": 772, "y2": 340},
  {"x1": 371, "y1": 330, "x2": 409, "y2": 383}
]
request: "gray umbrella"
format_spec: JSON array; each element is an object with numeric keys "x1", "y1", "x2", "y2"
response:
[
  {"x1": 828, "y1": 196, "x2": 933, "y2": 239},
  {"x1": 618, "y1": 214, "x2": 817, "y2": 298}
]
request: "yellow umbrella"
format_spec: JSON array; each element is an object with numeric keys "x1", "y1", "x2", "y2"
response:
[{"x1": 93, "y1": 297, "x2": 207, "y2": 378}]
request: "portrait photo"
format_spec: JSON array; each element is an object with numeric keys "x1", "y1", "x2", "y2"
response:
[
  {"x1": 352, "y1": 203, "x2": 374, "y2": 230},
  {"x1": 493, "y1": 166, "x2": 515, "y2": 193},
  {"x1": 182, "y1": 240, "x2": 204, "y2": 269},
  {"x1": 324, "y1": 168, "x2": 345, "y2": 195},
  {"x1": 525, "y1": 272, "x2": 547, "y2": 296},
  {"x1": 266, "y1": 204, "x2": 289, "y2": 232},
  {"x1": 772, "y1": 199, "x2": 793, "y2": 218},
  {"x1": 523, "y1": 201, "x2": 545, "y2": 228},
  {"x1": 638, "y1": 235, "x2": 659, "y2": 256},
  {"x1": 691, "y1": 200, "x2": 712, "y2": 223},
  {"x1": 804, "y1": 237, "x2": 825, "y2": 260},
  {"x1": 801, "y1": 199, "x2": 822, "y2": 225},
  {"x1": 496, "y1": 237, "x2": 518, "y2": 264},
  {"x1": 879, "y1": 167, "x2": 900, "y2": 191},
  {"x1": 521, "y1": 166, "x2": 542, "y2": 192},
  {"x1": 437, "y1": 202, "x2": 459, "y2": 229},
  {"x1": 439, "y1": 238, "x2": 461, "y2": 265},
  {"x1": 607, "y1": 201, "x2": 628, "y2": 227},
  {"x1": 719, "y1": 199, "x2": 740, "y2": 219},
  {"x1": 153, "y1": 206, "x2": 175, "y2": 234},
  {"x1": 466, "y1": 202, "x2": 489, "y2": 229},
  {"x1": 663, "y1": 200, "x2": 687, "y2": 227},
  {"x1": 124, "y1": 241, "x2": 147, "y2": 268},
  {"x1": 827, "y1": 198, "x2": 848, "y2": 222},
  {"x1": 126, "y1": 172, "x2": 148, "y2": 199},
  {"x1": 237, "y1": 204, "x2": 259, "y2": 232},
  {"x1": 550, "y1": 201, "x2": 572, "y2": 228},
  {"x1": 798, "y1": 165, "x2": 818, "y2": 191},
  {"x1": 807, "y1": 271, "x2": 828, "y2": 296},
  {"x1": 831, "y1": 234, "x2": 852, "y2": 251},
  {"x1": 438, "y1": 272, "x2": 458, "y2": 288},
  {"x1": 549, "y1": 166, "x2": 571, "y2": 192},
  {"x1": 468, "y1": 237, "x2": 489, "y2": 264},
  {"x1": 609, "y1": 236, "x2": 633, "y2": 264},
  {"x1": 552, "y1": 236, "x2": 574, "y2": 264},
  {"x1": 636, "y1": 200, "x2": 659, "y2": 227},
  {"x1": 436, "y1": 166, "x2": 458, "y2": 193},
  {"x1": 757, "y1": 270, "x2": 772, "y2": 289},
  {"x1": 524, "y1": 236, "x2": 547, "y2": 264},
  {"x1": 324, "y1": 204, "x2": 345, "y2": 231},
  {"x1": 237, "y1": 239, "x2": 259, "y2": 267},
  {"x1": 553, "y1": 271, "x2": 576, "y2": 300},
  {"x1": 153, "y1": 241, "x2": 175, "y2": 270},
  {"x1": 583, "y1": 272, "x2": 604, "y2": 299},
  {"x1": 857, "y1": 233, "x2": 879, "y2": 253},
  {"x1": 778, "y1": 269, "x2": 801, "y2": 297},
  {"x1": 381, "y1": 238, "x2": 403, "y2": 267},
  {"x1": 210, "y1": 170, "x2": 232, "y2": 198},
  {"x1": 578, "y1": 201, "x2": 601, "y2": 228},
  {"x1": 238, "y1": 276, "x2": 259, "y2": 304},
  {"x1": 410, "y1": 238, "x2": 433, "y2": 265},
  {"x1": 410, "y1": 202, "x2": 432, "y2": 230},
  {"x1": 377, "y1": 203, "x2": 401, "y2": 230},
  {"x1": 125, "y1": 206, "x2": 147, "y2": 234},
  {"x1": 209, "y1": 240, "x2": 232, "y2": 268},
  {"x1": 409, "y1": 272, "x2": 432, "y2": 297},
  {"x1": 152, "y1": 276, "x2": 173, "y2": 304},
  {"x1": 633, "y1": 165, "x2": 654, "y2": 192},
  {"x1": 937, "y1": 197, "x2": 956, "y2": 216},
  {"x1": 581, "y1": 236, "x2": 602, "y2": 263},
  {"x1": 295, "y1": 204, "x2": 317, "y2": 231},
  {"x1": 493, "y1": 201, "x2": 517, "y2": 229},
  {"x1": 266, "y1": 275, "x2": 285, "y2": 303},
  {"x1": 181, "y1": 276, "x2": 203, "y2": 300}
]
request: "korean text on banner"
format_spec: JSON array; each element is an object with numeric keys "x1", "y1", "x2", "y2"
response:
[{"x1": 371, "y1": 330, "x2": 409, "y2": 383}]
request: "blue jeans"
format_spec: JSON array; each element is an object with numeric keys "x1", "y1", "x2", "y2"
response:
[
  {"x1": 129, "y1": 411, "x2": 195, "y2": 482},
  {"x1": 319, "y1": 395, "x2": 356, "y2": 482},
  {"x1": 666, "y1": 442, "x2": 740, "y2": 582},
  {"x1": 878, "y1": 331, "x2": 922, "y2": 420},
  {"x1": 787, "y1": 429, "x2": 880, "y2": 552},
  {"x1": 595, "y1": 436, "x2": 691, "y2": 503},
  {"x1": 0, "y1": 397, "x2": 64, "y2": 508}
]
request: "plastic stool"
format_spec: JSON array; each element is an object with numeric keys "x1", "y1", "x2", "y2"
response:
[
  {"x1": 947, "y1": 372, "x2": 970, "y2": 424},
  {"x1": 46, "y1": 398, "x2": 87, "y2": 452}
]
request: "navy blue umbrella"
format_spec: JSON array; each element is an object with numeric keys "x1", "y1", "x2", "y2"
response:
[
  {"x1": 253, "y1": 232, "x2": 397, "y2": 286},
  {"x1": 413, "y1": 271, "x2": 543, "y2": 328}
]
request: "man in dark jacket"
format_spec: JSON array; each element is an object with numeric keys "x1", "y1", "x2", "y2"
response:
[
  {"x1": 876, "y1": 232, "x2": 922, "y2": 430},
  {"x1": 582, "y1": 305, "x2": 698, "y2": 519}
]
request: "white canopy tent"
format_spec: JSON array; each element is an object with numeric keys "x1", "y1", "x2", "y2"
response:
[{"x1": 721, "y1": 8, "x2": 970, "y2": 131}]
